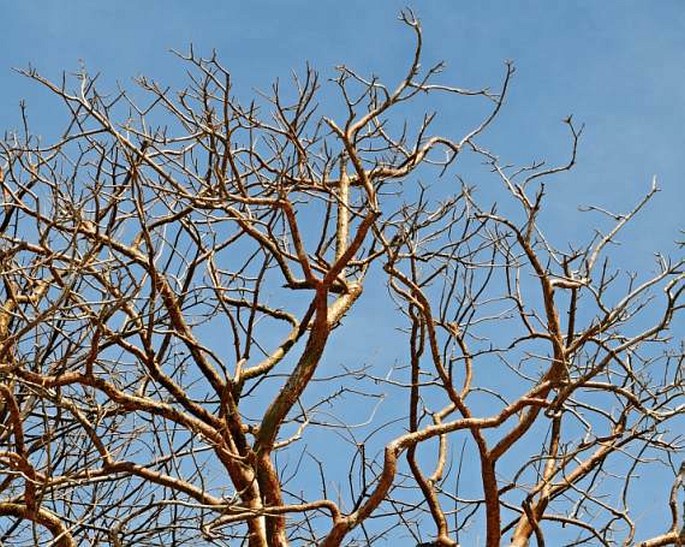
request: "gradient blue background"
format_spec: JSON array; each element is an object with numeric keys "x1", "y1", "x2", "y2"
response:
[
  {"x1": 1, "y1": 1, "x2": 682, "y2": 545},
  {"x1": 2, "y1": 2, "x2": 683, "y2": 265}
]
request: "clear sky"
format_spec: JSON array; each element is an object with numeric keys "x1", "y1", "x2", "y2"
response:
[
  {"x1": 2, "y1": 1, "x2": 683, "y2": 242},
  {"x1": 1, "y1": 1, "x2": 683, "y2": 264},
  {"x1": 1, "y1": 1, "x2": 683, "y2": 544}
]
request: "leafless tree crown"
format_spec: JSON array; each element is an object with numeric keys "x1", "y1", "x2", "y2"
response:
[{"x1": 0, "y1": 11, "x2": 683, "y2": 547}]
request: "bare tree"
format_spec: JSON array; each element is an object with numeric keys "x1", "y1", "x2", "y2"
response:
[{"x1": 0, "y1": 11, "x2": 682, "y2": 547}]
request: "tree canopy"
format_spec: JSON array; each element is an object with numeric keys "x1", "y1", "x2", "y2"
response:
[{"x1": 0, "y1": 12, "x2": 683, "y2": 547}]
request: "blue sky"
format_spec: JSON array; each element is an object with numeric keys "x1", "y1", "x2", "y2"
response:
[
  {"x1": 1, "y1": 1, "x2": 683, "y2": 544},
  {"x1": 2, "y1": 2, "x2": 683, "y2": 259}
]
